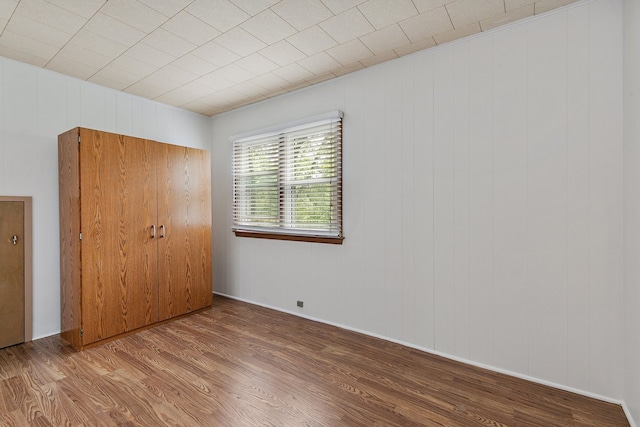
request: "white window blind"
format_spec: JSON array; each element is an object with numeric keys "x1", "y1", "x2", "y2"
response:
[{"x1": 232, "y1": 111, "x2": 343, "y2": 240}]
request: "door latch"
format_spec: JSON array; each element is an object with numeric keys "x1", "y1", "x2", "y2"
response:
[{"x1": 11, "y1": 235, "x2": 17, "y2": 245}]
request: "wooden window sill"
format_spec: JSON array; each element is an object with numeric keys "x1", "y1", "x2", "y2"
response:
[{"x1": 233, "y1": 230, "x2": 343, "y2": 245}]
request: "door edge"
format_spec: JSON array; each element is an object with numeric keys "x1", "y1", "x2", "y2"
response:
[{"x1": 0, "y1": 196, "x2": 32, "y2": 342}]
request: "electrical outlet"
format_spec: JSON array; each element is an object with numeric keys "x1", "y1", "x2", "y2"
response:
[{"x1": 297, "y1": 300, "x2": 304, "y2": 308}]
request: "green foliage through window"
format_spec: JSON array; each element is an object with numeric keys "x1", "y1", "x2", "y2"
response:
[{"x1": 232, "y1": 112, "x2": 342, "y2": 240}]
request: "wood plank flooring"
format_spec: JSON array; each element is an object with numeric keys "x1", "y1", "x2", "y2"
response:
[{"x1": 0, "y1": 296, "x2": 629, "y2": 426}]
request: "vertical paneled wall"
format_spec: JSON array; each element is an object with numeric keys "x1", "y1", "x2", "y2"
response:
[
  {"x1": 0, "y1": 57, "x2": 211, "y2": 339},
  {"x1": 211, "y1": 0, "x2": 624, "y2": 400},
  {"x1": 624, "y1": 0, "x2": 640, "y2": 423}
]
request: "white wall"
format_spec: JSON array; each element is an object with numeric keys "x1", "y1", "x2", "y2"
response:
[
  {"x1": 0, "y1": 57, "x2": 211, "y2": 340},
  {"x1": 211, "y1": 0, "x2": 625, "y2": 401},
  {"x1": 624, "y1": 0, "x2": 640, "y2": 424}
]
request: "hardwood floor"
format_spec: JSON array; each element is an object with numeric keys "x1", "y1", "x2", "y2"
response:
[{"x1": 0, "y1": 296, "x2": 629, "y2": 426}]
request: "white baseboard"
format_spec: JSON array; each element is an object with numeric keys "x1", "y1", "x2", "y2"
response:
[
  {"x1": 622, "y1": 402, "x2": 637, "y2": 427},
  {"x1": 213, "y1": 291, "x2": 634, "y2": 426}
]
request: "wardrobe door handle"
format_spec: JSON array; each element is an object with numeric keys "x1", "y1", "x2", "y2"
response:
[
  {"x1": 151, "y1": 225, "x2": 156, "y2": 238},
  {"x1": 160, "y1": 225, "x2": 165, "y2": 238}
]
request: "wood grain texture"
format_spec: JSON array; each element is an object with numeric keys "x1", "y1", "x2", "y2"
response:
[
  {"x1": 80, "y1": 128, "x2": 120, "y2": 344},
  {"x1": 119, "y1": 135, "x2": 159, "y2": 333},
  {"x1": 0, "y1": 201, "x2": 25, "y2": 349},
  {"x1": 60, "y1": 127, "x2": 211, "y2": 350},
  {"x1": 79, "y1": 129, "x2": 159, "y2": 345},
  {"x1": 0, "y1": 297, "x2": 630, "y2": 426},
  {"x1": 0, "y1": 196, "x2": 32, "y2": 344},
  {"x1": 157, "y1": 144, "x2": 212, "y2": 321},
  {"x1": 58, "y1": 129, "x2": 83, "y2": 351}
]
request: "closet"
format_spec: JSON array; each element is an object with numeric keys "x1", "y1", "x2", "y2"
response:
[{"x1": 58, "y1": 128, "x2": 212, "y2": 350}]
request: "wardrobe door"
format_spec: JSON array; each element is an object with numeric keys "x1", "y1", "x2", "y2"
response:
[
  {"x1": 58, "y1": 128, "x2": 82, "y2": 350},
  {"x1": 157, "y1": 144, "x2": 212, "y2": 321},
  {"x1": 79, "y1": 130, "x2": 159, "y2": 344}
]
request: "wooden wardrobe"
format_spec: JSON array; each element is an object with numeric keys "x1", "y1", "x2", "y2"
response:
[{"x1": 58, "y1": 127, "x2": 212, "y2": 350}]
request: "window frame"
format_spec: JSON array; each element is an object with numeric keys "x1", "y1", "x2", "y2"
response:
[{"x1": 231, "y1": 111, "x2": 343, "y2": 244}]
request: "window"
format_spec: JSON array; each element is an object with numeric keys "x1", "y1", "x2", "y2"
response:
[{"x1": 232, "y1": 111, "x2": 343, "y2": 244}]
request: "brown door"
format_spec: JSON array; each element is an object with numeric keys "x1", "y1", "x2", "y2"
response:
[
  {"x1": 80, "y1": 130, "x2": 159, "y2": 344},
  {"x1": 157, "y1": 144, "x2": 212, "y2": 321},
  {"x1": 0, "y1": 201, "x2": 25, "y2": 349}
]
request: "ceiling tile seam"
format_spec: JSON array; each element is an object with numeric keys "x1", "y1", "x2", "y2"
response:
[
  {"x1": 168, "y1": 11, "x2": 308, "y2": 70},
  {"x1": 326, "y1": 45, "x2": 374, "y2": 68},
  {"x1": 89, "y1": 51, "x2": 158, "y2": 93},
  {"x1": 266, "y1": 3, "x2": 362, "y2": 36},
  {"x1": 444, "y1": 3, "x2": 456, "y2": 30},
  {"x1": 82, "y1": 0, "x2": 178, "y2": 81},
  {"x1": 40, "y1": 1, "x2": 111, "y2": 70},
  {"x1": 226, "y1": 0, "x2": 250, "y2": 16},
  {"x1": 0, "y1": 30, "x2": 60, "y2": 63},
  {"x1": 131, "y1": 1, "x2": 440, "y2": 98},
  {"x1": 198, "y1": 42, "x2": 340, "y2": 89},
  {"x1": 354, "y1": 6, "x2": 429, "y2": 55},
  {"x1": 65, "y1": 35, "x2": 136, "y2": 81},
  {"x1": 0, "y1": 0, "x2": 19, "y2": 37},
  {"x1": 392, "y1": 37, "x2": 436, "y2": 57},
  {"x1": 143, "y1": 66, "x2": 237, "y2": 106},
  {"x1": 120, "y1": 63, "x2": 181, "y2": 100},
  {"x1": 256, "y1": 39, "x2": 304, "y2": 64},
  {"x1": 1, "y1": 22, "x2": 67, "y2": 57},
  {"x1": 34, "y1": 0, "x2": 91, "y2": 24},
  {"x1": 355, "y1": 4, "x2": 377, "y2": 35},
  {"x1": 41, "y1": 0, "x2": 102, "y2": 18},
  {"x1": 184, "y1": 2, "x2": 272, "y2": 45},
  {"x1": 137, "y1": 32, "x2": 195, "y2": 58},
  {"x1": 175, "y1": 10, "x2": 222, "y2": 43},
  {"x1": 285, "y1": 25, "x2": 339, "y2": 54},
  {"x1": 100, "y1": 0, "x2": 167, "y2": 33},
  {"x1": 92, "y1": 23, "x2": 219, "y2": 96},
  {"x1": 355, "y1": 23, "x2": 408, "y2": 58},
  {"x1": 5, "y1": 0, "x2": 579, "y2": 117},
  {"x1": 147, "y1": 0, "x2": 196, "y2": 18},
  {"x1": 154, "y1": 11, "x2": 219, "y2": 48},
  {"x1": 183, "y1": 77, "x2": 306, "y2": 110},
  {"x1": 268, "y1": 0, "x2": 336, "y2": 30},
  {"x1": 150, "y1": 21, "x2": 436, "y2": 110},
  {"x1": 128, "y1": 42, "x2": 309, "y2": 105},
  {"x1": 396, "y1": 20, "x2": 414, "y2": 49}
]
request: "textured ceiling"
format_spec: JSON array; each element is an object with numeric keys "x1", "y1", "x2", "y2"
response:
[{"x1": 0, "y1": 0, "x2": 579, "y2": 116}]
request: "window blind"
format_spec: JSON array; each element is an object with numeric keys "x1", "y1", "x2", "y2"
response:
[{"x1": 232, "y1": 111, "x2": 343, "y2": 240}]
